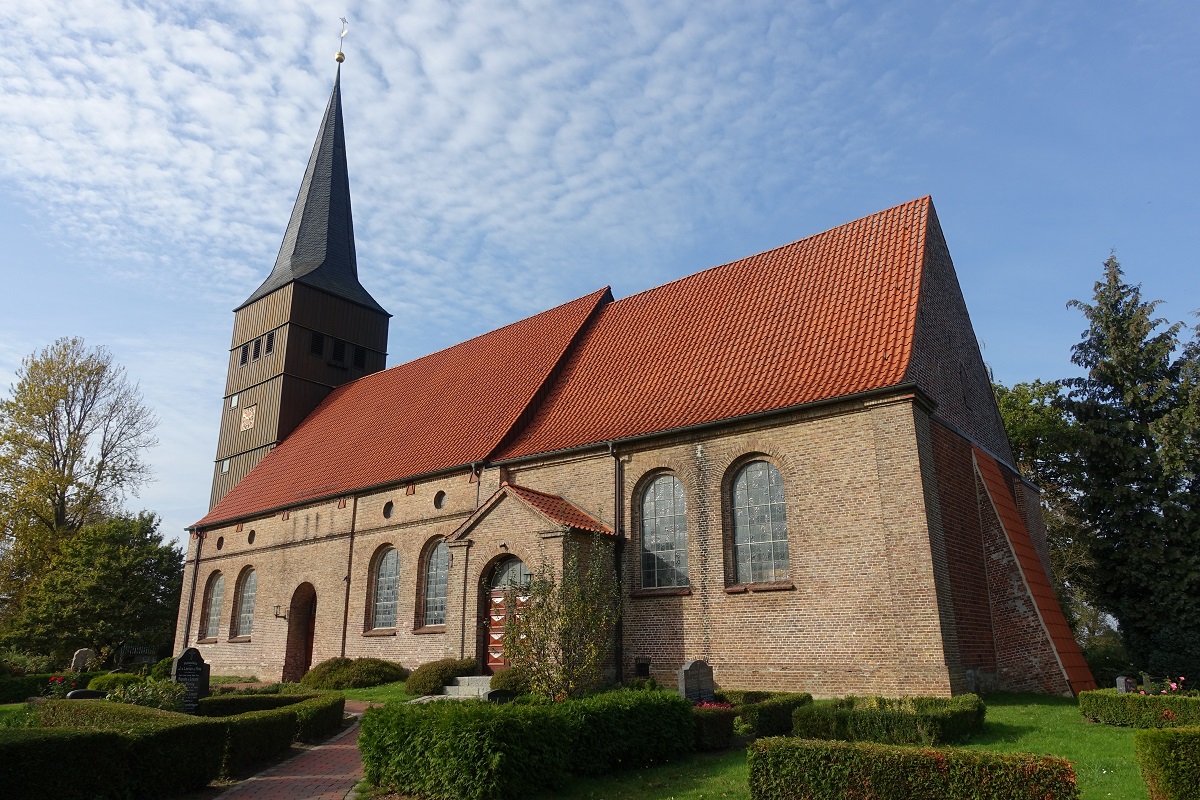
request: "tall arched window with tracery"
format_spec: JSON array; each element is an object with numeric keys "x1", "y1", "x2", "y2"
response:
[
  {"x1": 640, "y1": 474, "x2": 688, "y2": 588},
  {"x1": 232, "y1": 567, "x2": 257, "y2": 638},
  {"x1": 372, "y1": 547, "x2": 399, "y2": 629},
  {"x1": 731, "y1": 460, "x2": 789, "y2": 583},
  {"x1": 200, "y1": 571, "x2": 224, "y2": 640},
  {"x1": 423, "y1": 541, "x2": 450, "y2": 626}
]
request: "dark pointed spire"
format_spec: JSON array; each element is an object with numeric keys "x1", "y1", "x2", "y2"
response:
[{"x1": 237, "y1": 65, "x2": 388, "y2": 314}]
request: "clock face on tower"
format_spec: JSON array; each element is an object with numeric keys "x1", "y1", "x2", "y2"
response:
[{"x1": 240, "y1": 405, "x2": 257, "y2": 432}]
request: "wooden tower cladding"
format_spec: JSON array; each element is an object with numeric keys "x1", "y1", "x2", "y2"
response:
[{"x1": 210, "y1": 65, "x2": 390, "y2": 507}]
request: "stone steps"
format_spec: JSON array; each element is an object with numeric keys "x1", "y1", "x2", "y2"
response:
[{"x1": 439, "y1": 675, "x2": 492, "y2": 699}]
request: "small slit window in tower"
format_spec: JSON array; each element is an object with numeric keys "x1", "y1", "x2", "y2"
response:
[
  {"x1": 229, "y1": 394, "x2": 238, "y2": 409},
  {"x1": 353, "y1": 345, "x2": 366, "y2": 369},
  {"x1": 252, "y1": 338, "x2": 262, "y2": 360},
  {"x1": 264, "y1": 331, "x2": 275, "y2": 355},
  {"x1": 220, "y1": 459, "x2": 230, "y2": 474},
  {"x1": 332, "y1": 339, "x2": 346, "y2": 364},
  {"x1": 311, "y1": 332, "x2": 325, "y2": 356},
  {"x1": 239, "y1": 345, "x2": 249, "y2": 366}
]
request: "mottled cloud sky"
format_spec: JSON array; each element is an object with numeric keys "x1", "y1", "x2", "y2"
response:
[{"x1": 1, "y1": 0, "x2": 1197, "y2": 544}]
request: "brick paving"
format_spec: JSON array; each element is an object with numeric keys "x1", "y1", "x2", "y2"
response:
[{"x1": 214, "y1": 701, "x2": 378, "y2": 800}]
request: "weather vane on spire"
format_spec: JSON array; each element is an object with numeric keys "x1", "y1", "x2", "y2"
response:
[{"x1": 336, "y1": 17, "x2": 349, "y2": 63}]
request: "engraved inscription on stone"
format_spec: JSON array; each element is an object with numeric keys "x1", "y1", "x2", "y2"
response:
[
  {"x1": 171, "y1": 647, "x2": 210, "y2": 714},
  {"x1": 677, "y1": 659, "x2": 715, "y2": 703}
]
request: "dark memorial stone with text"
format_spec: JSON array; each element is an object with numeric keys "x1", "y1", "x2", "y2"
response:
[
  {"x1": 172, "y1": 647, "x2": 210, "y2": 714},
  {"x1": 678, "y1": 659, "x2": 715, "y2": 703}
]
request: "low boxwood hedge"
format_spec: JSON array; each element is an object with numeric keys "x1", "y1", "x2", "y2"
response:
[
  {"x1": 405, "y1": 657, "x2": 476, "y2": 696},
  {"x1": 1080, "y1": 688, "x2": 1200, "y2": 728},
  {"x1": 360, "y1": 689, "x2": 694, "y2": 799},
  {"x1": 198, "y1": 692, "x2": 309, "y2": 716},
  {"x1": 300, "y1": 657, "x2": 408, "y2": 689},
  {"x1": 0, "y1": 728, "x2": 130, "y2": 800},
  {"x1": 0, "y1": 671, "x2": 104, "y2": 702},
  {"x1": 792, "y1": 694, "x2": 985, "y2": 745},
  {"x1": 694, "y1": 704, "x2": 736, "y2": 751},
  {"x1": 747, "y1": 736, "x2": 1080, "y2": 800},
  {"x1": 715, "y1": 689, "x2": 773, "y2": 706},
  {"x1": 220, "y1": 706, "x2": 298, "y2": 777},
  {"x1": 88, "y1": 672, "x2": 145, "y2": 692},
  {"x1": 1134, "y1": 725, "x2": 1200, "y2": 800},
  {"x1": 39, "y1": 700, "x2": 226, "y2": 796},
  {"x1": 735, "y1": 693, "x2": 813, "y2": 737},
  {"x1": 292, "y1": 692, "x2": 347, "y2": 742}
]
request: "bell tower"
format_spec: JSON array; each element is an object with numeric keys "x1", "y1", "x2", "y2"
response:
[{"x1": 210, "y1": 62, "x2": 390, "y2": 507}]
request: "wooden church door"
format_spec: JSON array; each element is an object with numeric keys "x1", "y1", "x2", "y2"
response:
[{"x1": 483, "y1": 558, "x2": 531, "y2": 674}]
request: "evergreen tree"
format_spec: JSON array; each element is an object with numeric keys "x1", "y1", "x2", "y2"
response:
[{"x1": 1063, "y1": 256, "x2": 1200, "y2": 676}]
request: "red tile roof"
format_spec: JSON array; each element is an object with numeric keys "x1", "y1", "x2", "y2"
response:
[
  {"x1": 197, "y1": 197, "x2": 935, "y2": 528},
  {"x1": 493, "y1": 197, "x2": 930, "y2": 460},
  {"x1": 502, "y1": 482, "x2": 614, "y2": 534},
  {"x1": 974, "y1": 447, "x2": 1097, "y2": 695},
  {"x1": 196, "y1": 288, "x2": 610, "y2": 528}
]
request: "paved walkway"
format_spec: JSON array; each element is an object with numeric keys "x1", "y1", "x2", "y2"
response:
[{"x1": 215, "y1": 701, "x2": 376, "y2": 800}]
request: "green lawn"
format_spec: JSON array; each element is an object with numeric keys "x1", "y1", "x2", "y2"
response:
[
  {"x1": 523, "y1": 693, "x2": 1146, "y2": 800},
  {"x1": 340, "y1": 680, "x2": 414, "y2": 704},
  {"x1": 0, "y1": 702, "x2": 25, "y2": 721}
]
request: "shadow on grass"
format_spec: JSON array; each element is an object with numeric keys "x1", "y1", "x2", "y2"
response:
[
  {"x1": 971, "y1": 721, "x2": 1038, "y2": 744},
  {"x1": 528, "y1": 748, "x2": 749, "y2": 800}
]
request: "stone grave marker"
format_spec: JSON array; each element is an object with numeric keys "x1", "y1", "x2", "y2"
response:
[
  {"x1": 70, "y1": 648, "x2": 96, "y2": 672},
  {"x1": 171, "y1": 647, "x2": 210, "y2": 714},
  {"x1": 677, "y1": 659, "x2": 715, "y2": 703},
  {"x1": 1116, "y1": 675, "x2": 1137, "y2": 694}
]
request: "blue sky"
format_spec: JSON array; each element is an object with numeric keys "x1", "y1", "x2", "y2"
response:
[{"x1": 1, "y1": 1, "x2": 1197, "y2": 547}]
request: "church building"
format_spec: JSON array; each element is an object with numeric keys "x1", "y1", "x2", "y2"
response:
[{"x1": 174, "y1": 65, "x2": 1096, "y2": 698}]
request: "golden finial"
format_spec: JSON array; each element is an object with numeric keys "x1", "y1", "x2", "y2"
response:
[{"x1": 336, "y1": 17, "x2": 349, "y2": 62}]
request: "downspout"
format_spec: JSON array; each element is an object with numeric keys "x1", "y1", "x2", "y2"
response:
[
  {"x1": 340, "y1": 496, "x2": 358, "y2": 657},
  {"x1": 183, "y1": 530, "x2": 205, "y2": 649},
  {"x1": 473, "y1": 462, "x2": 482, "y2": 508},
  {"x1": 609, "y1": 442, "x2": 624, "y2": 684}
]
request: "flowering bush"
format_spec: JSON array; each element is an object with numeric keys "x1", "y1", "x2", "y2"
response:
[
  {"x1": 42, "y1": 675, "x2": 78, "y2": 699},
  {"x1": 106, "y1": 679, "x2": 186, "y2": 712}
]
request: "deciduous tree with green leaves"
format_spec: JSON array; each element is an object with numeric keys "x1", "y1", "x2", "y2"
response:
[
  {"x1": 1062, "y1": 256, "x2": 1200, "y2": 676},
  {"x1": 0, "y1": 513, "x2": 182, "y2": 665},
  {"x1": 502, "y1": 534, "x2": 621, "y2": 700}
]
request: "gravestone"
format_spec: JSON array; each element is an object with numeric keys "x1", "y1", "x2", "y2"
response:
[
  {"x1": 171, "y1": 647, "x2": 210, "y2": 714},
  {"x1": 70, "y1": 648, "x2": 96, "y2": 672},
  {"x1": 677, "y1": 659, "x2": 715, "y2": 703},
  {"x1": 1116, "y1": 675, "x2": 1137, "y2": 694}
]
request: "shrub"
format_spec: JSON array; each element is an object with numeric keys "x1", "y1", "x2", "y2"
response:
[
  {"x1": 301, "y1": 657, "x2": 408, "y2": 689},
  {"x1": 715, "y1": 689, "x2": 773, "y2": 706},
  {"x1": 39, "y1": 699, "x2": 225, "y2": 796},
  {"x1": 747, "y1": 736, "x2": 1080, "y2": 800},
  {"x1": 489, "y1": 666, "x2": 531, "y2": 695},
  {"x1": 1135, "y1": 725, "x2": 1200, "y2": 800},
  {"x1": 0, "y1": 671, "x2": 104, "y2": 703},
  {"x1": 220, "y1": 707, "x2": 298, "y2": 777},
  {"x1": 106, "y1": 678, "x2": 187, "y2": 712},
  {"x1": 735, "y1": 692, "x2": 813, "y2": 737},
  {"x1": 694, "y1": 703, "x2": 736, "y2": 751},
  {"x1": 0, "y1": 648, "x2": 55, "y2": 677},
  {"x1": 149, "y1": 656, "x2": 174, "y2": 680},
  {"x1": 1080, "y1": 688, "x2": 1200, "y2": 728},
  {"x1": 361, "y1": 699, "x2": 570, "y2": 799},
  {"x1": 292, "y1": 692, "x2": 347, "y2": 742},
  {"x1": 198, "y1": 693, "x2": 310, "y2": 716},
  {"x1": 561, "y1": 690, "x2": 694, "y2": 775},
  {"x1": 792, "y1": 694, "x2": 985, "y2": 745},
  {"x1": 88, "y1": 672, "x2": 145, "y2": 692},
  {"x1": 405, "y1": 657, "x2": 476, "y2": 696},
  {"x1": 0, "y1": 728, "x2": 129, "y2": 800}
]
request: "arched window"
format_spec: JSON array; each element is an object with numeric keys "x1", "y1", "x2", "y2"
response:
[
  {"x1": 372, "y1": 547, "x2": 399, "y2": 629},
  {"x1": 200, "y1": 572, "x2": 224, "y2": 640},
  {"x1": 232, "y1": 568, "x2": 257, "y2": 638},
  {"x1": 731, "y1": 460, "x2": 789, "y2": 583},
  {"x1": 640, "y1": 474, "x2": 688, "y2": 588},
  {"x1": 490, "y1": 558, "x2": 531, "y2": 588},
  {"x1": 423, "y1": 541, "x2": 450, "y2": 626}
]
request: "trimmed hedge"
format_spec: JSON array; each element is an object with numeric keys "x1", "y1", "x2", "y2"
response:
[
  {"x1": 747, "y1": 736, "x2": 1080, "y2": 800},
  {"x1": 694, "y1": 705, "x2": 736, "y2": 751},
  {"x1": 292, "y1": 692, "x2": 347, "y2": 742},
  {"x1": 1135, "y1": 726, "x2": 1200, "y2": 800},
  {"x1": 221, "y1": 706, "x2": 298, "y2": 777},
  {"x1": 0, "y1": 671, "x2": 104, "y2": 702},
  {"x1": 360, "y1": 689, "x2": 695, "y2": 799},
  {"x1": 198, "y1": 692, "x2": 309, "y2": 716},
  {"x1": 405, "y1": 657, "x2": 477, "y2": 696},
  {"x1": 39, "y1": 700, "x2": 226, "y2": 796},
  {"x1": 300, "y1": 656, "x2": 408, "y2": 689},
  {"x1": 0, "y1": 728, "x2": 130, "y2": 800},
  {"x1": 88, "y1": 672, "x2": 145, "y2": 692},
  {"x1": 736, "y1": 693, "x2": 813, "y2": 737},
  {"x1": 715, "y1": 689, "x2": 773, "y2": 706},
  {"x1": 792, "y1": 694, "x2": 985, "y2": 746},
  {"x1": 1080, "y1": 688, "x2": 1200, "y2": 728}
]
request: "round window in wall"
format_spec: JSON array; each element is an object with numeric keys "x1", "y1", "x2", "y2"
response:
[
  {"x1": 216, "y1": 536, "x2": 224, "y2": 551},
  {"x1": 383, "y1": 501, "x2": 394, "y2": 519},
  {"x1": 434, "y1": 491, "x2": 447, "y2": 510},
  {"x1": 247, "y1": 530, "x2": 256, "y2": 545}
]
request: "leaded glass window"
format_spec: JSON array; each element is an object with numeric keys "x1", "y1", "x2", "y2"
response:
[
  {"x1": 423, "y1": 542, "x2": 450, "y2": 626},
  {"x1": 372, "y1": 548, "x2": 399, "y2": 629},
  {"x1": 641, "y1": 475, "x2": 689, "y2": 588},
  {"x1": 731, "y1": 461, "x2": 789, "y2": 583},
  {"x1": 201, "y1": 572, "x2": 224, "y2": 639},
  {"x1": 490, "y1": 558, "x2": 531, "y2": 589},
  {"x1": 234, "y1": 568, "x2": 257, "y2": 637}
]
